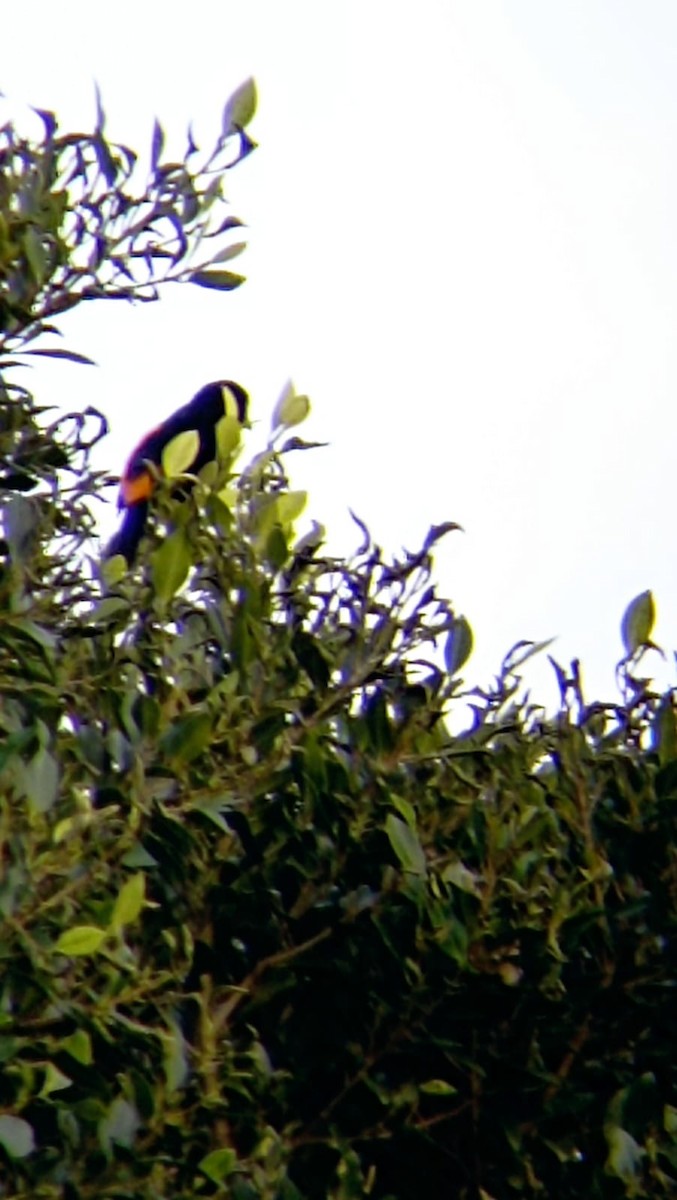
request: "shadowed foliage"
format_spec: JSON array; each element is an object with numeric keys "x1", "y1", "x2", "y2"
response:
[{"x1": 0, "y1": 90, "x2": 676, "y2": 1200}]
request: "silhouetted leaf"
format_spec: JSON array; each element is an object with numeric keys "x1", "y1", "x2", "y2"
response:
[
  {"x1": 621, "y1": 589, "x2": 655, "y2": 656},
  {"x1": 188, "y1": 269, "x2": 246, "y2": 291},
  {"x1": 222, "y1": 77, "x2": 258, "y2": 135}
]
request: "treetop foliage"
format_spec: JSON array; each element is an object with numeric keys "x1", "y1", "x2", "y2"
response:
[{"x1": 0, "y1": 85, "x2": 676, "y2": 1200}]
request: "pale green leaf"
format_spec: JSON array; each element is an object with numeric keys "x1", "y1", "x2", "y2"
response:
[
  {"x1": 420, "y1": 1079, "x2": 458, "y2": 1096},
  {"x1": 55, "y1": 925, "x2": 107, "y2": 957},
  {"x1": 163, "y1": 1021, "x2": 189, "y2": 1093},
  {"x1": 441, "y1": 859, "x2": 483, "y2": 897},
  {"x1": 199, "y1": 1148, "x2": 237, "y2": 1183},
  {"x1": 99, "y1": 1096, "x2": 140, "y2": 1151},
  {"x1": 162, "y1": 429, "x2": 199, "y2": 478},
  {"x1": 621, "y1": 589, "x2": 655, "y2": 655},
  {"x1": 0, "y1": 1115, "x2": 34, "y2": 1158},
  {"x1": 275, "y1": 490, "x2": 307, "y2": 528},
  {"x1": 39, "y1": 1062, "x2": 72, "y2": 1097},
  {"x1": 111, "y1": 873, "x2": 145, "y2": 930},
  {"x1": 222, "y1": 77, "x2": 258, "y2": 133},
  {"x1": 271, "y1": 381, "x2": 310, "y2": 430},
  {"x1": 215, "y1": 413, "x2": 242, "y2": 460},
  {"x1": 62, "y1": 1029, "x2": 93, "y2": 1065},
  {"x1": 604, "y1": 1125, "x2": 645, "y2": 1181}
]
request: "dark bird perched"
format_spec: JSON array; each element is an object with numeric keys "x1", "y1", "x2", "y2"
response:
[{"x1": 106, "y1": 380, "x2": 248, "y2": 565}]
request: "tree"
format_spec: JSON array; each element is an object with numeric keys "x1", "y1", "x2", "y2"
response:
[{"x1": 0, "y1": 89, "x2": 676, "y2": 1200}]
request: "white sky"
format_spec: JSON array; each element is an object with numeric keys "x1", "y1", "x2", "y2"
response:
[{"x1": 3, "y1": 0, "x2": 677, "y2": 706}]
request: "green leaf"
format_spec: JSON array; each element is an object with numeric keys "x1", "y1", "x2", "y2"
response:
[
  {"x1": 55, "y1": 925, "x2": 107, "y2": 957},
  {"x1": 23, "y1": 228, "x2": 47, "y2": 285},
  {"x1": 188, "y1": 269, "x2": 245, "y2": 291},
  {"x1": 10, "y1": 619, "x2": 56, "y2": 652},
  {"x1": 4, "y1": 495, "x2": 38, "y2": 560},
  {"x1": 151, "y1": 529, "x2": 191, "y2": 604},
  {"x1": 111, "y1": 873, "x2": 145, "y2": 930},
  {"x1": 88, "y1": 596, "x2": 130, "y2": 625},
  {"x1": 199, "y1": 1148, "x2": 238, "y2": 1183},
  {"x1": 653, "y1": 696, "x2": 677, "y2": 765},
  {"x1": 0, "y1": 730, "x2": 34, "y2": 776},
  {"x1": 216, "y1": 484, "x2": 238, "y2": 510},
  {"x1": 0, "y1": 1115, "x2": 35, "y2": 1158},
  {"x1": 275, "y1": 490, "x2": 307, "y2": 528},
  {"x1": 664, "y1": 1105, "x2": 677, "y2": 1134},
  {"x1": 420, "y1": 1079, "x2": 458, "y2": 1096},
  {"x1": 39, "y1": 1062, "x2": 72, "y2": 1097},
  {"x1": 162, "y1": 429, "x2": 199, "y2": 478},
  {"x1": 211, "y1": 240, "x2": 247, "y2": 263},
  {"x1": 160, "y1": 711, "x2": 212, "y2": 764},
  {"x1": 391, "y1": 795, "x2": 417, "y2": 829},
  {"x1": 163, "y1": 1021, "x2": 189, "y2": 1093},
  {"x1": 99, "y1": 1096, "x2": 140, "y2": 1152},
  {"x1": 101, "y1": 554, "x2": 127, "y2": 587},
  {"x1": 53, "y1": 816, "x2": 81, "y2": 845},
  {"x1": 621, "y1": 589, "x2": 655, "y2": 656},
  {"x1": 385, "y1": 813, "x2": 427, "y2": 878},
  {"x1": 122, "y1": 843, "x2": 159, "y2": 869},
  {"x1": 265, "y1": 525, "x2": 289, "y2": 568},
  {"x1": 62, "y1": 1030, "x2": 93, "y2": 1066},
  {"x1": 442, "y1": 859, "x2": 482, "y2": 897},
  {"x1": 222, "y1": 77, "x2": 258, "y2": 134},
  {"x1": 445, "y1": 615, "x2": 473, "y2": 675},
  {"x1": 215, "y1": 412, "x2": 242, "y2": 460},
  {"x1": 604, "y1": 1125, "x2": 645, "y2": 1182},
  {"x1": 271, "y1": 382, "x2": 311, "y2": 430},
  {"x1": 255, "y1": 491, "x2": 307, "y2": 547},
  {"x1": 21, "y1": 747, "x2": 59, "y2": 814}
]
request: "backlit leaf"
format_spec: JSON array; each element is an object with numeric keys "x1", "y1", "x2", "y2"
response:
[
  {"x1": 621, "y1": 589, "x2": 655, "y2": 656},
  {"x1": 55, "y1": 926, "x2": 107, "y2": 957},
  {"x1": 222, "y1": 77, "x2": 258, "y2": 134},
  {"x1": 215, "y1": 413, "x2": 242, "y2": 460},
  {"x1": 445, "y1": 615, "x2": 473, "y2": 675},
  {"x1": 111, "y1": 872, "x2": 145, "y2": 930},
  {"x1": 272, "y1": 382, "x2": 310, "y2": 430},
  {"x1": 162, "y1": 429, "x2": 199, "y2": 478}
]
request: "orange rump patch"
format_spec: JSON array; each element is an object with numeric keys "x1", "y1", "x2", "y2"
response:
[{"x1": 120, "y1": 470, "x2": 154, "y2": 506}]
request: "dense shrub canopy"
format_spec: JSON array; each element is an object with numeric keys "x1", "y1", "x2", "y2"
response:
[{"x1": 0, "y1": 90, "x2": 676, "y2": 1200}]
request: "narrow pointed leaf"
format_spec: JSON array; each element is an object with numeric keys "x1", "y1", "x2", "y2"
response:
[
  {"x1": 111, "y1": 872, "x2": 146, "y2": 929},
  {"x1": 188, "y1": 269, "x2": 245, "y2": 291}
]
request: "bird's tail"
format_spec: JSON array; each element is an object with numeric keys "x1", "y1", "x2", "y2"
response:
[{"x1": 105, "y1": 502, "x2": 148, "y2": 565}]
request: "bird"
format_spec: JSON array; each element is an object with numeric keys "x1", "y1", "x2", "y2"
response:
[{"x1": 106, "y1": 380, "x2": 248, "y2": 565}]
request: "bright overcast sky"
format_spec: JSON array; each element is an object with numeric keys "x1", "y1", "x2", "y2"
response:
[{"x1": 4, "y1": 0, "x2": 677, "y2": 707}]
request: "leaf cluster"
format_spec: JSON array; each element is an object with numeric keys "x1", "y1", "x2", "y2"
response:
[{"x1": 0, "y1": 95, "x2": 676, "y2": 1200}]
